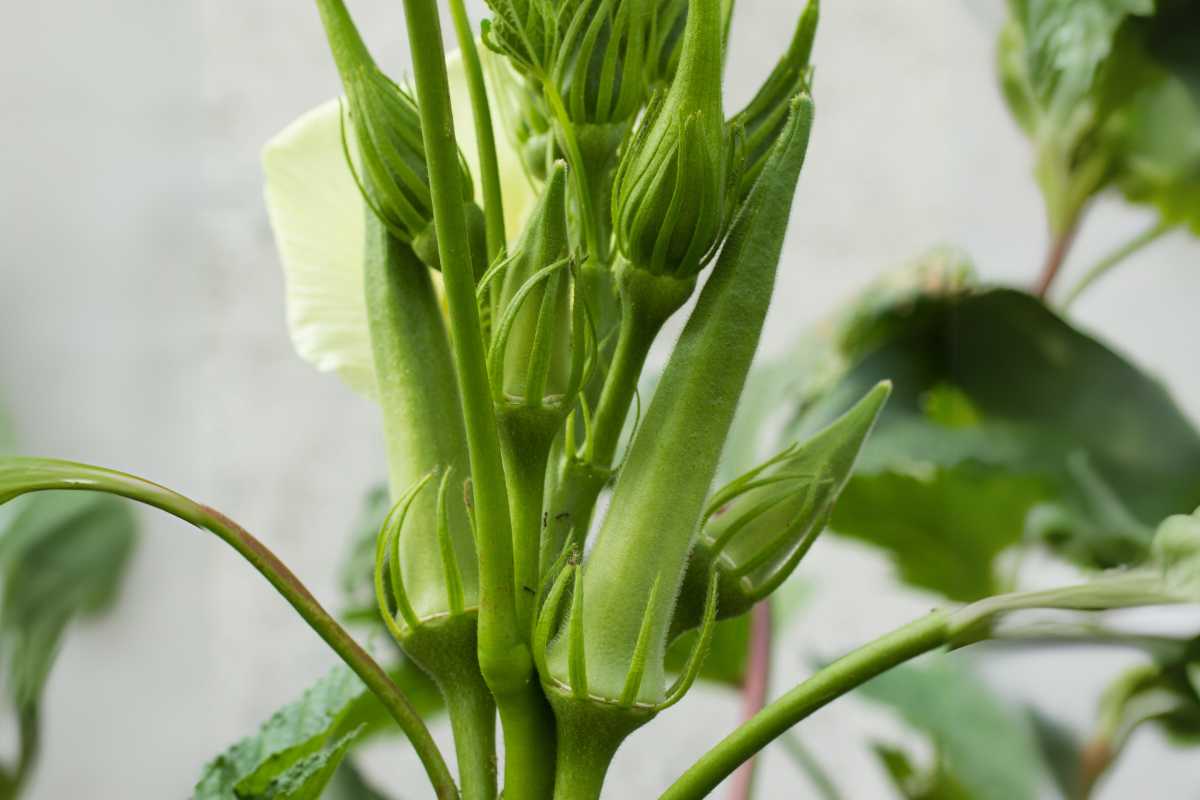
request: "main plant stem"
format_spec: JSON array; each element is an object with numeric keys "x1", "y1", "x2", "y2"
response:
[
  {"x1": 660, "y1": 610, "x2": 950, "y2": 800},
  {"x1": 394, "y1": 4, "x2": 553, "y2": 797}
]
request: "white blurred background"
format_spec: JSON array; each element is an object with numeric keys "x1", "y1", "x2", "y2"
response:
[{"x1": 2, "y1": 1, "x2": 1199, "y2": 797}]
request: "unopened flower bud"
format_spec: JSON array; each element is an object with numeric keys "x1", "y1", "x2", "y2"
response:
[
  {"x1": 612, "y1": 0, "x2": 729, "y2": 279},
  {"x1": 726, "y1": 0, "x2": 817, "y2": 205},
  {"x1": 489, "y1": 162, "x2": 591, "y2": 412},
  {"x1": 554, "y1": 0, "x2": 652, "y2": 126},
  {"x1": 672, "y1": 380, "x2": 889, "y2": 636},
  {"x1": 317, "y1": 0, "x2": 485, "y2": 274}
]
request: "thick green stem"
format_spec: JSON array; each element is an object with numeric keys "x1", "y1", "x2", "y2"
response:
[
  {"x1": 0, "y1": 459, "x2": 458, "y2": 800},
  {"x1": 498, "y1": 685, "x2": 559, "y2": 800},
  {"x1": 498, "y1": 409, "x2": 558, "y2": 634},
  {"x1": 396, "y1": 0, "x2": 526, "y2": 694},
  {"x1": 659, "y1": 611, "x2": 950, "y2": 800},
  {"x1": 443, "y1": 671, "x2": 501, "y2": 800},
  {"x1": 1061, "y1": 220, "x2": 1175, "y2": 308},
  {"x1": 1033, "y1": 210, "x2": 1083, "y2": 299},
  {"x1": 445, "y1": 0, "x2": 507, "y2": 262}
]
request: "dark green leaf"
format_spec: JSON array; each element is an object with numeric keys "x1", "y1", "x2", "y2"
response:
[
  {"x1": 785, "y1": 262, "x2": 1200, "y2": 599},
  {"x1": 1026, "y1": 709, "x2": 1084, "y2": 800},
  {"x1": 0, "y1": 489, "x2": 137, "y2": 794},
  {"x1": 0, "y1": 495, "x2": 136, "y2": 700},
  {"x1": 194, "y1": 662, "x2": 439, "y2": 800},
  {"x1": 322, "y1": 762, "x2": 392, "y2": 800},
  {"x1": 859, "y1": 654, "x2": 1042, "y2": 800},
  {"x1": 665, "y1": 614, "x2": 751, "y2": 687},
  {"x1": 338, "y1": 484, "x2": 391, "y2": 622},
  {"x1": 259, "y1": 728, "x2": 361, "y2": 800},
  {"x1": 873, "y1": 743, "x2": 972, "y2": 800}
]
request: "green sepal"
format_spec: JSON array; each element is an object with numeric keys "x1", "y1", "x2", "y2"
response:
[
  {"x1": 549, "y1": 95, "x2": 815, "y2": 708},
  {"x1": 554, "y1": 0, "x2": 652, "y2": 126},
  {"x1": 671, "y1": 380, "x2": 889, "y2": 636},
  {"x1": 491, "y1": 161, "x2": 581, "y2": 408},
  {"x1": 318, "y1": 0, "x2": 484, "y2": 275},
  {"x1": 726, "y1": 0, "x2": 817, "y2": 206}
]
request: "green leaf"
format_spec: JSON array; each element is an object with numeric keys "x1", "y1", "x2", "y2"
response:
[
  {"x1": 338, "y1": 483, "x2": 391, "y2": 624},
  {"x1": 999, "y1": 0, "x2": 1154, "y2": 230},
  {"x1": 0, "y1": 489, "x2": 137, "y2": 792},
  {"x1": 0, "y1": 492, "x2": 137, "y2": 703},
  {"x1": 859, "y1": 654, "x2": 1042, "y2": 800},
  {"x1": 1106, "y1": 2, "x2": 1200, "y2": 232},
  {"x1": 831, "y1": 466, "x2": 1048, "y2": 602},
  {"x1": 872, "y1": 743, "x2": 972, "y2": 800},
  {"x1": 785, "y1": 261, "x2": 1200, "y2": 599},
  {"x1": 1026, "y1": 709, "x2": 1084, "y2": 800},
  {"x1": 194, "y1": 659, "x2": 441, "y2": 799},
  {"x1": 259, "y1": 728, "x2": 362, "y2": 800},
  {"x1": 665, "y1": 614, "x2": 751, "y2": 687},
  {"x1": 1000, "y1": 0, "x2": 1200, "y2": 232},
  {"x1": 194, "y1": 666, "x2": 369, "y2": 799},
  {"x1": 322, "y1": 762, "x2": 392, "y2": 800}
]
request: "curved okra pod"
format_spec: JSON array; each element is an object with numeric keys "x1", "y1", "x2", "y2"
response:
[{"x1": 537, "y1": 94, "x2": 816, "y2": 798}]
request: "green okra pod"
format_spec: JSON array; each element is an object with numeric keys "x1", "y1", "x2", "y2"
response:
[{"x1": 550, "y1": 94, "x2": 814, "y2": 705}]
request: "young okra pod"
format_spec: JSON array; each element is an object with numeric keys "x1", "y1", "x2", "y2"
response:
[
  {"x1": 672, "y1": 380, "x2": 890, "y2": 636},
  {"x1": 536, "y1": 95, "x2": 815, "y2": 798}
]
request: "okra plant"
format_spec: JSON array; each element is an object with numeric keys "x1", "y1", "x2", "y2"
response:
[{"x1": 3, "y1": 0, "x2": 1200, "y2": 798}]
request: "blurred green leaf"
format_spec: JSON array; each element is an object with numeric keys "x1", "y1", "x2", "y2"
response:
[
  {"x1": 322, "y1": 762, "x2": 392, "y2": 800},
  {"x1": 665, "y1": 614, "x2": 751, "y2": 688},
  {"x1": 999, "y1": 0, "x2": 1200, "y2": 232},
  {"x1": 339, "y1": 483, "x2": 391, "y2": 623},
  {"x1": 785, "y1": 260, "x2": 1200, "y2": 599},
  {"x1": 194, "y1": 662, "x2": 439, "y2": 799},
  {"x1": 859, "y1": 654, "x2": 1041, "y2": 800},
  {"x1": 0, "y1": 489, "x2": 137, "y2": 794},
  {"x1": 873, "y1": 743, "x2": 972, "y2": 800},
  {"x1": 1026, "y1": 709, "x2": 1084, "y2": 800}
]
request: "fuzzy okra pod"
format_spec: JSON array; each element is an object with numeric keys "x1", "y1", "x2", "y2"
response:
[{"x1": 537, "y1": 94, "x2": 815, "y2": 798}]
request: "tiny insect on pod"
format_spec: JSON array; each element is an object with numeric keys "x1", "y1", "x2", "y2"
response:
[
  {"x1": 317, "y1": 0, "x2": 487, "y2": 277},
  {"x1": 611, "y1": 0, "x2": 730, "y2": 282},
  {"x1": 726, "y1": 0, "x2": 819, "y2": 208},
  {"x1": 671, "y1": 380, "x2": 891, "y2": 637}
]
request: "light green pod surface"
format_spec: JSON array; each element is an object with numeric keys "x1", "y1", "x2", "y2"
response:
[{"x1": 547, "y1": 95, "x2": 815, "y2": 705}]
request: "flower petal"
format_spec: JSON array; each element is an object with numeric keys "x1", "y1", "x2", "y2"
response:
[{"x1": 263, "y1": 49, "x2": 536, "y2": 398}]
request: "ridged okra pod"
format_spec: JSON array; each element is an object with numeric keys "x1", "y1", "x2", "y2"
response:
[{"x1": 537, "y1": 95, "x2": 815, "y2": 798}]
